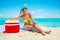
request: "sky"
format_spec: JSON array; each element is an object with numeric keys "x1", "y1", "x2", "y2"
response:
[{"x1": 0, "y1": 0, "x2": 60, "y2": 18}]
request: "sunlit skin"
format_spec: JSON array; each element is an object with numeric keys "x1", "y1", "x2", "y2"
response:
[{"x1": 17, "y1": 8, "x2": 51, "y2": 35}]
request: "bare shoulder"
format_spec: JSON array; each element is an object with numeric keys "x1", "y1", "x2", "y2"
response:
[
  {"x1": 28, "y1": 12, "x2": 32, "y2": 18},
  {"x1": 28, "y1": 12, "x2": 32, "y2": 16}
]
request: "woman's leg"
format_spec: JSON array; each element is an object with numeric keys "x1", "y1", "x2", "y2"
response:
[
  {"x1": 24, "y1": 24, "x2": 51, "y2": 35},
  {"x1": 32, "y1": 26, "x2": 51, "y2": 34},
  {"x1": 31, "y1": 24, "x2": 51, "y2": 35},
  {"x1": 24, "y1": 24, "x2": 42, "y2": 32},
  {"x1": 24, "y1": 25, "x2": 32, "y2": 30},
  {"x1": 31, "y1": 25, "x2": 45, "y2": 35},
  {"x1": 24, "y1": 24, "x2": 45, "y2": 35}
]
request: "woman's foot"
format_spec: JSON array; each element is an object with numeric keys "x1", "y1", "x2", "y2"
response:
[
  {"x1": 44, "y1": 31, "x2": 51, "y2": 34},
  {"x1": 41, "y1": 32, "x2": 46, "y2": 36}
]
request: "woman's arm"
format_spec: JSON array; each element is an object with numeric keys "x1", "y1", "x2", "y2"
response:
[
  {"x1": 16, "y1": 14, "x2": 23, "y2": 20},
  {"x1": 29, "y1": 12, "x2": 36, "y2": 24}
]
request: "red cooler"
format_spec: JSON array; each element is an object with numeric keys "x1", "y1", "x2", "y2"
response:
[{"x1": 5, "y1": 20, "x2": 20, "y2": 33}]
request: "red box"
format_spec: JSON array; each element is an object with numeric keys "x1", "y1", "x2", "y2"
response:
[{"x1": 5, "y1": 20, "x2": 20, "y2": 33}]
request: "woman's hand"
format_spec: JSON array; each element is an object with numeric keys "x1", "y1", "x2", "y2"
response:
[{"x1": 33, "y1": 22, "x2": 36, "y2": 24}]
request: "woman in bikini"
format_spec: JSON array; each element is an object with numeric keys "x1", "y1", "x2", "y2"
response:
[{"x1": 16, "y1": 8, "x2": 51, "y2": 35}]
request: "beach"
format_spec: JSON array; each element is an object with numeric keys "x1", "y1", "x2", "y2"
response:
[
  {"x1": 0, "y1": 18, "x2": 60, "y2": 40},
  {"x1": 0, "y1": 27, "x2": 60, "y2": 40}
]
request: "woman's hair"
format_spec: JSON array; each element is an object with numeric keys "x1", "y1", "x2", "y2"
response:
[
  {"x1": 20, "y1": 8, "x2": 27, "y2": 14},
  {"x1": 22, "y1": 8, "x2": 27, "y2": 12}
]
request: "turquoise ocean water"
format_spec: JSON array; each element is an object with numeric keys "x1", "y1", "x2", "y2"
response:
[
  {"x1": 0, "y1": 18, "x2": 60, "y2": 28},
  {"x1": 0, "y1": 18, "x2": 60, "y2": 32}
]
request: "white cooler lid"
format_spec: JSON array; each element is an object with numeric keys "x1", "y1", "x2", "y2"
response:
[
  {"x1": 5, "y1": 20, "x2": 20, "y2": 23},
  {"x1": 5, "y1": 20, "x2": 20, "y2": 25}
]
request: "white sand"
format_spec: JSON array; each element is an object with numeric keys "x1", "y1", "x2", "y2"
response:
[{"x1": 0, "y1": 28, "x2": 60, "y2": 40}]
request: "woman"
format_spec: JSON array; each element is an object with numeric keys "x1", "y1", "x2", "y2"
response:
[{"x1": 16, "y1": 8, "x2": 51, "y2": 35}]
